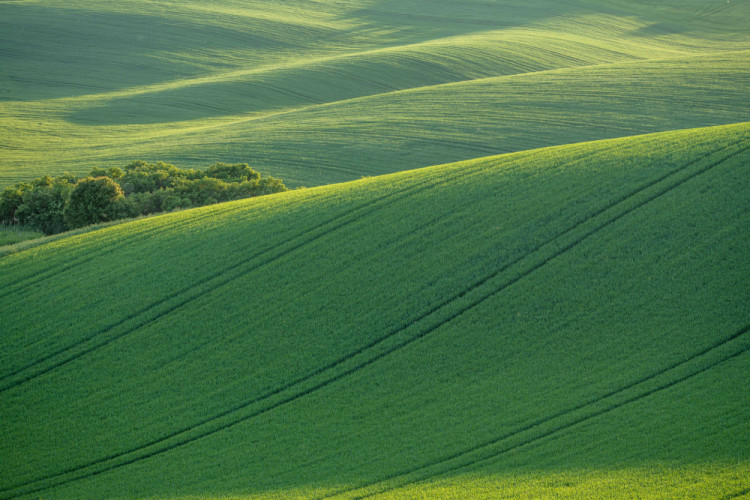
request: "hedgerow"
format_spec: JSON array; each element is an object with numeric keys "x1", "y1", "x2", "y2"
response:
[{"x1": 0, "y1": 161, "x2": 287, "y2": 234}]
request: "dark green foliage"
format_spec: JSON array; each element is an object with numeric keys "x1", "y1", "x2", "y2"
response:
[
  {"x1": 205, "y1": 162, "x2": 260, "y2": 183},
  {"x1": 116, "y1": 161, "x2": 193, "y2": 195},
  {"x1": 113, "y1": 161, "x2": 286, "y2": 214},
  {"x1": 161, "y1": 195, "x2": 192, "y2": 212},
  {"x1": 0, "y1": 183, "x2": 31, "y2": 225},
  {"x1": 0, "y1": 161, "x2": 287, "y2": 234},
  {"x1": 63, "y1": 176, "x2": 125, "y2": 229},
  {"x1": 0, "y1": 174, "x2": 74, "y2": 233},
  {"x1": 255, "y1": 176, "x2": 288, "y2": 195},
  {"x1": 15, "y1": 180, "x2": 73, "y2": 234},
  {"x1": 108, "y1": 167, "x2": 125, "y2": 179},
  {"x1": 174, "y1": 177, "x2": 231, "y2": 205}
]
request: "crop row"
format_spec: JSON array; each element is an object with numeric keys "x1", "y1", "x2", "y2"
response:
[{"x1": 2, "y1": 124, "x2": 741, "y2": 496}]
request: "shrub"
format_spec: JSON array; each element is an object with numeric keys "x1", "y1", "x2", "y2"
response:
[
  {"x1": 0, "y1": 183, "x2": 31, "y2": 225},
  {"x1": 205, "y1": 162, "x2": 260, "y2": 183},
  {"x1": 15, "y1": 181, "x2": 73, "y2": 234},
  {"x1": 64, "y1": 176, "x2": 125, "y2": 229},
  {"x1": 3, "y1": 161, "x2": 286, "y2": 233},
  {"x1": 162, "y1": 195, "x2": 188, "y2": 212}
]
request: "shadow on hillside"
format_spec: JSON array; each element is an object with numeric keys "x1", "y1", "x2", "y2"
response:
[
  {"x1": 630, "y1": 22, "x2": 687, "y2": 37},
  {"x1": 339, "y1": 0, "x2": 586, "y2": 40},
  {"x1": 63, "y1": 1, "x2": 594, "y2": 126},
  {"x1": 0, "y1": 4, "x2": 312, "y2": 102}
]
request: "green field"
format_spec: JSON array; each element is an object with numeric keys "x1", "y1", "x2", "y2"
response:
[
  {"x1": 1, "y1": 122, "x2": 749, "y2": 498},
  {"x1": 2, "y1": 0, "x2": 749, "y2": 498},
  {"x1": 2, "y1": 0, "x2": 750, "y2": 186}
]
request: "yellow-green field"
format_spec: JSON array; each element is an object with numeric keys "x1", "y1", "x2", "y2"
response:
[
  {"x1": 1, "y1": 1, "x2": 749, "y2": 498},
  {"x1": 2, "y1": 0, "x2": 750, "y2": 186}
]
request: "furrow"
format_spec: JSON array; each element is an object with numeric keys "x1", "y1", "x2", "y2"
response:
[
  {"x1": 0, "y1": 177, "x2": 435, "y2": 392},
  {"x1": 388, "y1": 137, "x2": 750, "y2": 346},
  {"x1": 0, "y1": 163, "x2": 535, "y2": 493},
  {"x1": 0, "y1": 148, "x2": 610, "y2": 492},
  {"x1": 4, "y1": 140, "x2": 745, "y2": 496},
  {"x1": 1, "y1": 144, "x2": 520, "y2": 391},
  {"x1": 337, "y1": 324, "x2": 750, "y2": 499},
  {"x1": 316, "y1": 143, "x2": 750, "y2": 498},
  {"x1": 723, "y1": 487, "x2": 750, "y2": 500},
  {"x1": 0, "y1": 202, "x2": 240, "y2": 300}
]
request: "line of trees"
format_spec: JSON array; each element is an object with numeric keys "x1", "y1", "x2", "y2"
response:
[{"x1": 0, "y1": 161, "x2": 287, "y2": 234}]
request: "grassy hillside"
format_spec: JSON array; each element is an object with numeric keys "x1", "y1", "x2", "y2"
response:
[
  {"x1": 1, "y1": 122, "x2": 748, "y2": 498},
  {"x1": 2, "y1": 0, "x2": 750, "y2": 187}
]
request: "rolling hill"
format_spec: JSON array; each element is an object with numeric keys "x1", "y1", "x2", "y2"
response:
[
  {"x1": 1, "y1": 122, "x2": 748, "y2": 498},
  {"x1": 2, "y1": 0, "x2": 750, "y2": 187}
]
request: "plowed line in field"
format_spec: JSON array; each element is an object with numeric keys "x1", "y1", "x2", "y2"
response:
[
  {"x1": 2, "y1": 141, "x2": 743, "y2": 498},
  {"x1": 0, "y1": 179, "x2": 438, "y2": 391},
  {"x1": 342, "y1": 325, "x2": 750, "y2": 499},
  {"x1": 319, "y1": 140, "x2": 750, "y2": 498},
  {"x1": 0, "y1": 146, "x2": 604, "y2": 492},
  {"x1": 0, "y1": 148, "x2": 524, "y2": 390},
  {"x1": 723, "y1": 487, "x2": 750, "y2": 499},
  {"x1": 0, "y1": 202, "x2": 241, "y2": 300}
]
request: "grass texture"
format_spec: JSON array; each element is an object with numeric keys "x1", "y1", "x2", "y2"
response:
[
  {"x1": 2, "y1": 0, "x2": 750, "y2": 187},
  {"x1": 1, "y1": 122, "x2": 748, "y2": 498},
  {"x1": 0, "y1": 227, "x2": 44, "y2": 247}
]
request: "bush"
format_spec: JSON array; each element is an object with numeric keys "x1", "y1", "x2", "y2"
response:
[
  {"x1": 205, "y1": 162, "x2": 260, "y2": 183},
  {"x1": 64, "y1": 176, "x2": 125, "y2": 229},
  {"x1": 162, "y1": 195, "x2": 189, "y2": 212},
  {"x1": 15, "y1": 181, "x2": 73, "y2": 234},
  {"x1": 2, "y1": 161, "x2": 287, "y2": 233},
  {"x1": 0, "y1": 183, "x2": 31, "y2": 225},
  {"x1": 174, "y1": 177, "x2": 231, "y2": 206}
]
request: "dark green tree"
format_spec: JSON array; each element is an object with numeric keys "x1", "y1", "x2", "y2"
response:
[
  {"x1": 205, "y1": 162, "x2": 260, "y2": 183},
  {"x1": 174, "y1": 177, "x2": 232, "y2": 206},
  {"x1": 255, "y1": 176, "x2": 288, "y2": 195},
  {"x1": 64, "y1": 176, "x2": 125, "y2": 228},
  {"x1": 0, "y1": 183, "x2": 32, "y2": 225},
  {"x1": 15, "y1": 181, "x2": 73, "y2": 234}
]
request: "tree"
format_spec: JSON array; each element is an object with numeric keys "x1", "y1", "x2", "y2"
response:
[
  {"x1": 64, "y1": 176, "x2": 125, "y2": 228},
  {"x1": 3, "y1": 160, "x2": 286, "y2": 233},
  {"x1": 174, "y1": 177, "x2": 231, "y2": 206},
  {"x1": 205, "y1": 162, "x2": 260, "y2": 183},
  {"x1": 0, "y1": 183, "x2": 31, "y2": 225},
  {"x1": 255, "y1": 176, "x2": 288, "y2": 195},
  {"x1": 162, "y1": 195, "x2": 191, "y2": 212},
  {"x1": 15, "y1": 181, "x2": 73, "y2": 234}
]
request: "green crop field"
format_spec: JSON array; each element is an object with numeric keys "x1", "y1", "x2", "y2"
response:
[
  {"x1": 1, "y1": 122, "x2": 749, "y2": 498},
  {"x1": 2, "y1": 0, "x2": 750, "y2": 187},
  {"x1": 2, "y1": 0, "x2": 749, "y2": 498}
]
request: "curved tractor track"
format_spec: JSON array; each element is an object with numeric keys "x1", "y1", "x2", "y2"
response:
[{"x1": 2, "y1": 138, "x2": 747, "y2": 499}]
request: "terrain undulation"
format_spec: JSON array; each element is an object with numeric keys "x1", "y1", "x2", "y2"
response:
[{"x1": 1, "y1": 0, "x2": 749, "y2": 498}]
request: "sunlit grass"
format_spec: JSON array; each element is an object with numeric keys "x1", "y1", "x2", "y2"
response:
[
  {"x1": 136, "y1": 462, "x2": 750, "y2": 499},
  {"x1": 374, "y1": 463, "x2": 750, "y2": 500},
  {"x1": 1, "y1": 123, "x2": 748, "y2": 498},
  {"x1": 2, "y1": 1, "x2": 749, "y2": 498},
  {"x1": 2, "y1": 0, "x2": 750, "y2": 187}
]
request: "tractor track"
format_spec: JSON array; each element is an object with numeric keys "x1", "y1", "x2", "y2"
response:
[
  {"x1": 0, "y1": 146, "x2": 531, "y2": 392},
  {"x1": 0, "y1": 177, "x2": 437, "y2": 392},
  {"x1": 1, "y1": 139, "x2": 746, "y2": 498},
  {"x1": 341, "y1": 325, "x2": 750, "y2": 499},
  {"x1": 0, "y1": 200, "x2": 243, "y2": 301},
  {"x1": 723, "y1": 486, "x2": 750, "y2": 500}
]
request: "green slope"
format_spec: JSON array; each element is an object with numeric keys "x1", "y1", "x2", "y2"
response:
[
  {"x1": 2, "y1": 0, "x2": 750, "y2": 187},
  {"x1": 1, "y1": 123, "x2": 748, "y2": 498}
]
